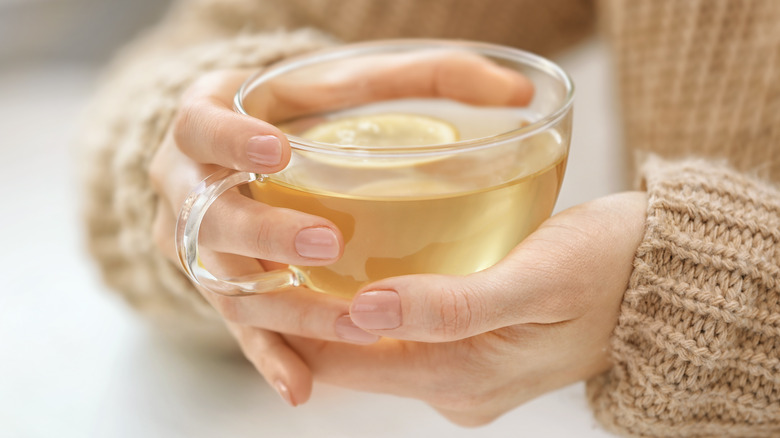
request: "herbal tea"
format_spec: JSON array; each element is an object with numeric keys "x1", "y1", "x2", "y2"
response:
[{"x1": 249, "y1": 99, "x2": 568, "y2": 297}]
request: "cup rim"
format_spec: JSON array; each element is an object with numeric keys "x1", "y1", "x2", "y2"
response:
[{"x1": 234, "y1": 39, "x2": 574, "y2": 158}]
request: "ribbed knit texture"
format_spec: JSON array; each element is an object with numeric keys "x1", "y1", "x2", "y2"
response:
[
  {"x1": 276, "y1": 0, "x2": 594, "y2": 56},
  {"x1": 601, "y1": 0, "x2": 780, "y2": 182},
  {"x1": 76, "y1": 0, "x2": 780, "y2": 434},
  {"x1": 153, "y1": 0, "x2": 594, "y2": 57},
  {"x1": 586, "y1": 158, "x2": 780, "y2": 437}
]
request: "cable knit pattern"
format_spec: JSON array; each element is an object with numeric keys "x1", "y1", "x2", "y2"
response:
[{"x1": 586, "y1": 157, "x2": 780, "y2": 437}]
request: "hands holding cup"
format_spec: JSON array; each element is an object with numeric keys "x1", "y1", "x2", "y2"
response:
[
  {"x1": 150, "y1": 40, "x2": 641, "y2": 419},
  {"x1": 285, "y1": 190, "x2": 645, "y2": 424}
]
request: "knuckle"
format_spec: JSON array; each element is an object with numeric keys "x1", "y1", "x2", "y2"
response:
[
  {"x1": 172, "y1": 99, "x2": 197, "y2": 146},
  {"x1": 173, "y1": 97, "x2": 222, "y2": 157},
  {"x1": 212, "y1": 117, "x2": 237, "y2": 164},
  {"x1": 429, "y1": 286, "x2": 480, "y2": 340},
  {"x1": 292, "y1": 301, "x2": 321, "y2": 337},
  {"x1": 253, "y1": 218, "x2": 278, "y2": 259}
]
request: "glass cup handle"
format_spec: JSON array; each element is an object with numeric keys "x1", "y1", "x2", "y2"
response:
[{"x1": 175, "y1": 169, "x2": 305, "y2": 296}]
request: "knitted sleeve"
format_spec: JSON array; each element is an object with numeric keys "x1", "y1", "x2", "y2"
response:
[
  {"x1": 587, "y1": 0, "x2": 780, "y2": 435},
  {"x1": 586, "y1": 157, "x2": 780, "y2": 437},
  {"x1": 76, "y1": 18, "x2": 334, "y2": 346}
]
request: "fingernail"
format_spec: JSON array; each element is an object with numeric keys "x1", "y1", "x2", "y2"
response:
[
  {"x1": 247, "y1": 135, "x2": 282, "y2": 167},
  {"x1": 273, "y1": 379, "x2": 296, "y2": 407},
  {"x1": 334, "y1": 315, "x2": 381, "y2": 344},
  {"x1": 295, "y1": 227, "x2": 339, "y2": 260},
  {"x1": 351, "y1": 290, "x2": 401, "y2": 330}
]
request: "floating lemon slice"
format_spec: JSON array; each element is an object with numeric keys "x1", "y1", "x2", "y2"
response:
[
  {"x1": 295, "y1": 113, "x2": 459, "y2": 168},
  {"x1": 302, "y1": 113, "x2": 459, "y2": 147}
]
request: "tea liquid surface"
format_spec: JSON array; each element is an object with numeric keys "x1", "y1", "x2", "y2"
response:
[{"x1": 251, "y1": 99, "x2": 568, "y2": 297}]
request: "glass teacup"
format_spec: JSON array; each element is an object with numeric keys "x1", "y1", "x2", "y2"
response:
[{"x1": 176, "y1": 39, "x2": 574, "y2": 297}]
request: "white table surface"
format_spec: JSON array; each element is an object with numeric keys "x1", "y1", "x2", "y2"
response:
[{"x1": 0, "y1": 39, "x2": 624, "y2": 438}]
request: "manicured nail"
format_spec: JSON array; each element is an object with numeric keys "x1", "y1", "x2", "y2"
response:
[
  {"x1": 295, "y1": 227, "x2": 339, "y2": 260},
  {"x1": 351, "y1": 290, "x2": 402, "y2": 330},
  {"x1": 274, "y1": 379, "x2": 296, "y2": 407},
  {"x1": 334, "y1": 315, "x2": 381, "y2": 344},
  {"x1": 247, "y1": 135, "x2": 282, "y2": 167}
]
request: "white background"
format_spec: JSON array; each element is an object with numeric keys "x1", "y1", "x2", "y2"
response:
[{"x1": 1, "y1": 1, "x2": 625, "y2": 436}]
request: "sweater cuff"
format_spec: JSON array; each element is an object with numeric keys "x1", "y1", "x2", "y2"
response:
[
  {"x1": 79, "y1": 30, "x2": 335, "y2": 347},
  {"x1": 586, "y1": 157, "x2": 780, "y2": 437}
]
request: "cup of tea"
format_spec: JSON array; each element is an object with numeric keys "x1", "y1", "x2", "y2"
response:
[{"x1": 176, "y1": 39, "x2": 574, "y2": 298}]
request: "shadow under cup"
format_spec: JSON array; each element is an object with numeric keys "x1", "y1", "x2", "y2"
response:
[{"x1": 178, "y1": 39, "x2": 574, "y2": 298}]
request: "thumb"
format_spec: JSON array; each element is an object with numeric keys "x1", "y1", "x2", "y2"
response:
[
  {"x1": 348, "y1": 192, "x2": 648, "y2": 343},
  {"x1": 348, "y1": 268, "x2": 538, "y2": 343}
]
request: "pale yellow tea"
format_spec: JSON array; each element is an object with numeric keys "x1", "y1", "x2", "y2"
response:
[{"x1": 250, "y1": 99, "x2": 568, "y2": 297}]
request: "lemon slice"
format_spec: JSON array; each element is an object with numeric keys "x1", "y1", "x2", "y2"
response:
[
  {"x1": 294, "y1": 113, "x2": 458, "y2": 169},
  {"x1": 302, "y1": 113, "x2": 459, "y2": 147}
]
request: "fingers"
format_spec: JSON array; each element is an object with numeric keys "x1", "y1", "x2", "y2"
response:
[
  {"x1": 283, "y1": 336, "x2": 421, "y2": 395},
  {"x1": 423, "y1": 51, "x2": 535, "y2": 106},
  {"x1": 200, "y1": 190, "x2": 343, "y2": 265},
  {"x1": 264, "y1": 50, "x2": 535, "y2": 121},
  {"x1": 155, "y1": 195, "x2": 373, "y2": 344},
  {"x1": 361, "y1": 50, "x2": 535, "y2": 106},
  {"x1": 348, "y1": 271, "x2": 530, "y2": 343},
  {"x1": 229, "y1": 323, "x2": 313, "y2": 407},
  {"x1": 170, "y1": 54, "x2": 533, "y2": 175},
  {"x1": 172, "y1": 71, "x2": 292, "y2": 173},
  {"x1": 189, "y1": 248, "x2": 377, "y2": 344},
  {"x1": 284, "y1": 334, "x2": 503, "y2": 417},
  {"x1": 152, "y1": 130, "x2": 344, "y2": 266},
  {"x1": 203, "y1": 285, "x2": 379, "y2": 345}
]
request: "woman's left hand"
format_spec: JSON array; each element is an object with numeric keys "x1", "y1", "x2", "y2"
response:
[{"x1": 268, "y1": 192, "x2": 647, "y2": 425}]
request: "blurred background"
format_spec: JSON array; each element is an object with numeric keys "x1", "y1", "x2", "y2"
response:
[
  {"x1": 0, "y1": 0, "x2": 170, "y2": 65},
  {"x1": 0, "y1": 1, "x2": 622, "y2": 437}
]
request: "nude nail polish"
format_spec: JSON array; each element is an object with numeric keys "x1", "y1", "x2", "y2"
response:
[
  {"x1": 274, "y1": 379, "x2": 296, "y2": 407},
  {"x1": 350, "y1": 290, "x2": 402, "y2": 330},
  {"x1": 295, "y1": 227, "x2": 339, "y2": 260},
  {"x1": 247, "y1": 135, "x2": 282, "y2": 166}
]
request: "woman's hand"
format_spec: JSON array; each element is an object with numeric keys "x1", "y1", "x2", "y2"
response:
[
  {"x1": 147, "y1": 53, "x2": 535, "y2": 406},
  {"x1": 277, "y1": 192, "x2": 647, "y2": 424},
  {"x1": 149, "y1": 70, "x2": 358, "y2": 406}
]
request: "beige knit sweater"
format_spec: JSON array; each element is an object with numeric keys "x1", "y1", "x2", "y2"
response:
[{"x1": 77, "y1": 0, "x2": 780, "y2": 436}]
